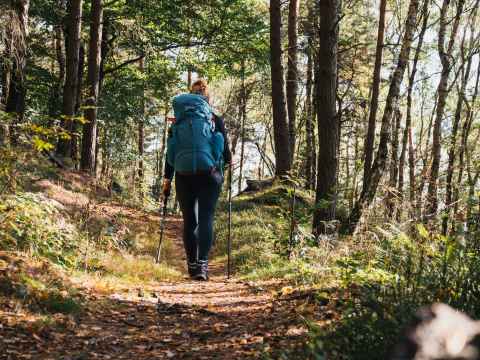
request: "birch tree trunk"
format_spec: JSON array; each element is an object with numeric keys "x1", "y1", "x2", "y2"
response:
[
  {"x1": 343, "y1": 0, "x2": 419, "y2": 234},
  {"x1": 426, "y1": 0, "x2": 465, "y2": 217},
  {"x1": 398, "y1": 0, "x2": 429, "y2": 213},
  {"x1": 362, "y1": 0, "x2": 387, "y2": 190},
  {"x1": 387, "y1": 109, "x2": 401, "y2": 218}
]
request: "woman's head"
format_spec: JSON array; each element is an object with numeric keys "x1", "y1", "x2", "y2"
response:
[{"x1": 191, "y1": 79, "x2": 208, "y2": 97}]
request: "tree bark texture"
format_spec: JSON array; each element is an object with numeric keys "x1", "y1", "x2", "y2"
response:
[
  {"x1": 270, "y1": 0, "x2": 291, "y2": 176},
  {"x1": 362, "y1": 0, "x2": 386, "y2": 191},
  {"x1": 136, "y1": 57, "x2": 145, "y2": 199},
  {"x1": 72, "y1": 42, "x2": 85, "y2": 166},
  {"x1": 398, "y1": 0, "x2": 429, "y2": 207},
  {"x1": 5, "y1": 0, "x2": 30, "y2": 144},
  {"x1": 443, "y1": 9, "x2": 478, "y2": 234},
  {"x1": 81, "y1": 0, "x2": 103, "y2": 173},
  {"x1": 426, "y1": 0, "x2": 465, "y2": 218},
  {"x1": 304, "y1": 0, "x2": 316, "y2": 190},
  {"x1": 50, "y1": 3, "x2": 66, "y2": 119},
  {"x1": 387, "y1": 109, "x2": 401, "y2": 218},
  {"x1": 286, "y1": 0, "x2": 299, "y2": 163},
  {"x1": 454, "y1": 57, "x2": 480, "y2": 227},
  {"x1": 238, "y1": 64, "x2": 247, "y2": 193},
  {"x1": 312, "y1": 0, "x2": 339, "y2": 235},
  {"x1": 58, "y1": 0, "x2": 83, "y2": 157},
  {"x1": 343, "y1": 0, "x2": 419, "y2": 234}
]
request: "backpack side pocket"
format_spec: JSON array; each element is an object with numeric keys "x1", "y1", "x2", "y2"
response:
[{"x1": 211, "y1": 132, "x2": 225, "y2": 166}]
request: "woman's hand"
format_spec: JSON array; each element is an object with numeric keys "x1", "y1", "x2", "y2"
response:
[{"x1": 162, "y1": 179, "x2": 172, "y2": 199}]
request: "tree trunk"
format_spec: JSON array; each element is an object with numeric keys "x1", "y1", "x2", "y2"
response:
[
  {"x1": 311, "y1": 17, "x2": 318, "y2": 191},
  {"x1": 1, "y1": 32, "x2": 12, "y2": 107},
  {"x1": 312, "y1": 0, "x2": 339, "y2": 235},
  {"x1": 454, "y1": 55, "x2": 480, "y2": 225},
  {"x1": 443, "y1": 89, "x2": 466, "y2": 235},
  {"x1": 305, "y1": 46, "x2": 314, "y2": 190},
  {"x1": 55, "y1": 22, "x2": 66, "y2": 91},
  {"x1": 5, "y1": 65, "x2": 26, "y2": 145},
  {"x1": 80, "y1": 0, "x2": 103, "y2": 173},
  {"x1": 99, "y1": 15, "x2": 110, "y2": 93},
  {"x1": 305, "y1": 0, "x2": 316, "y2": 190},
  {"x1": 238, "y1": 64, "x2": 247, "y2": 193},
  {"x1": 343, "y1": 0, "x2": 419, "y2": 234},
  {"x1": 258, "y1": 129, "x2": 268, "y2": 179},
  {"x1": 417, "y1": 104, "x2": 435, "y2": 219},
  {"x1": 408, "y1": 126, "x2": 416, "y2": 208},
  {"x1": 426, "y1": 0, "x2": 465, "y2": 218},
  {"x1": 5, "y1": 0, "x2": 30, "y2": 144},
  {"x1": 362, "y1": 0, "x2": 387, "y2": 191},
  {"x1": 137, "y1": 113, "x2": 144, "y2": 198},
  {"x1": 50, "y1": 4, "x2": 66, "y2": 119},
  {"x1": 351, "y1": 116, "x2": 361, "y2": 211},
  {"x1": 286, "y1": 0, "x2": 299, "y2": 163},
  {"x1": 444, "y1": 9, "x2": 478, "y2": 233},
  {"x1": 270, "y1": 0, "x2": 291, "y2": 176},
  {"x1": 136, "y1": 57, "x2": 146, "y2": 200},
  {"x1": 72, "y1": 42, "x2": 85, "y2": 167},
  {"x1": 466, "y1": 128, "x2": 480, "y2": 232},
  {"x1": 398, "y1": 0, "x2": 429, "y2": 209},
  {"x1": 100, "y1": 127, "x2": 109, "y2": 181},
  {"x1": 387, "y1": 108, "x2": 401, "y2": 218},
  {"x1": 57, "y1": 0, "x2": 83, "y2": 157}
]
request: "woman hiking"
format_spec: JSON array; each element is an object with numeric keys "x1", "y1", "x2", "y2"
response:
[{"x1": 162, "y1": 79, "x2": 232, "y2": 281}]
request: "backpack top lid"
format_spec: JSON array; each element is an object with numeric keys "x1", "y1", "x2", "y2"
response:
[{"x1": 172, "y1": 93, "x2": 211, "y2": 122}]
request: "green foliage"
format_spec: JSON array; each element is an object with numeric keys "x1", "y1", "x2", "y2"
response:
[
  {"x1": 84, "y1": 252, "x2": 182, "y2": 283},
  {"x1": 214, "y1": 184, "x2": 329, "y2": 285},
  {"x1": 0, "y1": 192, "x2": 82, "y2": 266},
  {"x1": 309, "y1": 222, "x2": 480, "y2": 359},
  {"x1": 0, "y1": 146, "x2": 19, "y2": 193},
  {"x1": 0, "y1": 253, "x2": 81, "y2": 314}
]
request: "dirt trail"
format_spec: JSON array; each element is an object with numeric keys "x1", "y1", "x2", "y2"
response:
[{"x1": 1, "y1": 215, "x2": 310, "y2": 360}]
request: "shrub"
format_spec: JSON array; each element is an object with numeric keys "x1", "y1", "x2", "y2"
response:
[
  {"x1": 0, "y1": 253, "x2": 81, "y2": 314},
  {"x1": 0, "y1": 192, "x2": 81, "y2": 266},
  {"x1": 308, "y1": 222, "x2": 480, "y2": 359}
]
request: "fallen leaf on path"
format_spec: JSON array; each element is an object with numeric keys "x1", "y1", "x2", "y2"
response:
[{"x1": 280, "y1": 286, "x2": 294, "y2": 296}]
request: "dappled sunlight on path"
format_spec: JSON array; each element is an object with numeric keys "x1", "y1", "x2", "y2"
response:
[{"x1": 1, "y1": 216, "x2": 311, "y2": 359}]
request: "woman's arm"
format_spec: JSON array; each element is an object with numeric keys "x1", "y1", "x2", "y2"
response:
[
  {"x1": 164, "y1": 161, "x2": 174, "y2": 181},
  {"x1": 164, "y1": 126, "x2": 175, "y2": 181},
  {"x1": 214, "y1": 114, "x2": 232, "y2": 165}
]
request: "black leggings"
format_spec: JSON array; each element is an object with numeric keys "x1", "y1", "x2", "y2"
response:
[{"x1": 175, "y1": 173, "x2": 221, "y2": 263}]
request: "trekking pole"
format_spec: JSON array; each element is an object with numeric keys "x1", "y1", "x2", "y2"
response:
[
  {"x1": 227, "y1": 163, "x2": 233, "y2": 279},
  {"x1": 155, "y1": 190, "x2": 170, "y2": 263}
]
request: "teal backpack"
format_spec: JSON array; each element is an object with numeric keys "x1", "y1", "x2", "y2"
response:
[{"x1": 167, "y1": 93, "x2": 224, "y2": 174}]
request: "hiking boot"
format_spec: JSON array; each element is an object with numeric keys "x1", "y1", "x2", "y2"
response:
[
  {"x1": 188, "y1": 262, "x2": 199, "y2": 278},
  {"x1": 194, "y1": 260, "x2": 208, "y2": 281}
]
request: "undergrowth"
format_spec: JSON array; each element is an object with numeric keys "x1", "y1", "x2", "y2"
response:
[
  {"x1": 0, "y1": 148, "x2": 182, "y2": 317},
  {"x1": 0, "y1": 192, "x2": 82, "y2": 266},
  {"x1": 215, "y1": 182, "x2": 480, "y2": 359},
  {"x1": 0, "y1": 252, "x2": 81, "y2": 314},
  {"x1": 81, "y1": 251, "x2": 182, "y2": 284},
  {"x1": 214, "y1": 183, "x2": 335, "y2": 285}
]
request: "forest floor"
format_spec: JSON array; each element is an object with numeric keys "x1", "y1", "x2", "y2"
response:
[{"x1": 1, "y1": 172, "x2": 322, "y2": 359}]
